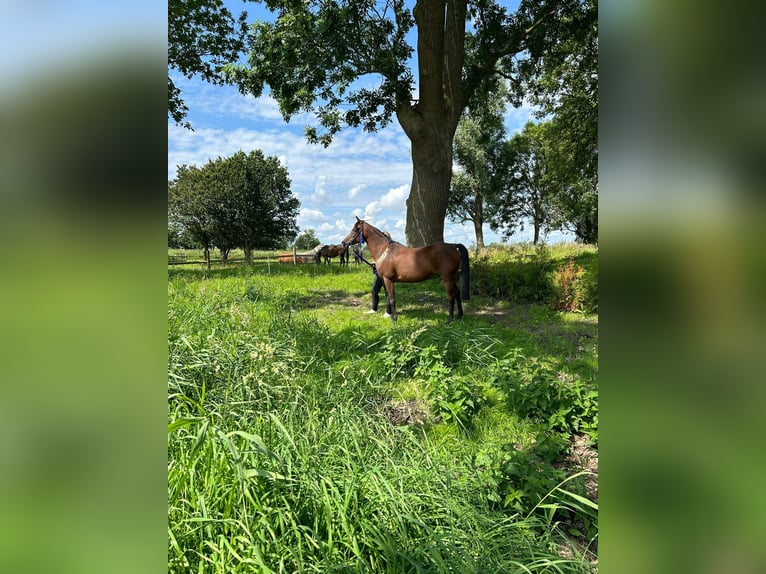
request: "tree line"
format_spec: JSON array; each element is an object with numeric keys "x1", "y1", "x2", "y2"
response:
[
  {"x1": 168, "y1": 150, "x2": 300, "y2": 268},
  {"x1": 169, "y1": 0, "x2": 597, "y2": 247}
]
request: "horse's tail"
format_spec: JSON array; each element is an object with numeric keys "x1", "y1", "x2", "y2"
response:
[{"x1": 456, "y1": 244, "x2": 470, "y2": 300}]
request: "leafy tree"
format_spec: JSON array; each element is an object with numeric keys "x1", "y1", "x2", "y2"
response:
[
  {"x1": 489, "y1": 121, "x2": 558, "y2": 245},
  {"x1": 512, "y1": 0, "x2": 597, "y2": 243},
  {"x1": 168, "y1": 150, "x2": 300, "y2": 266},
  {"x1": 544, "y1": 115, "x2": 597, "y2": 243},
  {"x1": 223, "y1": 150, "x2": 300, "y2": 262},
  {"x1": 293, "y1": 229, "x2": 321, "y2": 250},
  {"x1": 448, "y1": 84, "x2": 510, "y2": 251},
  {"x1": 168, "y1": 0, "x2": 249, "y2": 128},
  {"x1": 168, "y1": 167, "x2": 215, "y2": 268},
  {"x1": 226, "y1": 0, "x2": 587, "y2": 246}
]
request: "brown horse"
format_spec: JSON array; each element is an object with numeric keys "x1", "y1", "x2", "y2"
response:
[
  {"x1": 341, "y1": 217, "x2": 470, "y2": 323},
  {"x1": 316, "y1": 244, "x2": 349, "y2": 265}
]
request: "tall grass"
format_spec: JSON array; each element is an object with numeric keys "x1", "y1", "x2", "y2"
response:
[{"x1": 169, "y1": 250, "x2": 598, "y2": 572}]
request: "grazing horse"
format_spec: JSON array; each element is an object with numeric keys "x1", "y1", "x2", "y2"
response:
[
  {"x1": 341, "y1": 217, "x2": 470, "y2": 323},
  {"x1": 316, "y1": 244, "x2": 349, "y2": 265}
]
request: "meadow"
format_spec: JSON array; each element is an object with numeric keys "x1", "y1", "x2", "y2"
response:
[{"x1": 168, "y1": 244, "x2": 598, "y2": 573}]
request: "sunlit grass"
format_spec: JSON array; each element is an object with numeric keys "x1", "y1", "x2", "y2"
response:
[{"x1": 168, "y1": 247, "x2": 598, "y2": 572}]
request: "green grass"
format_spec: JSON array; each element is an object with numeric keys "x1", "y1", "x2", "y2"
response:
[{"x1": 168, "y1": 247, "x2": 598, "y2": 573}]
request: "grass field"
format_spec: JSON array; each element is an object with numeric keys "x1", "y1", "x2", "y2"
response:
[{"x1": 168, "y1": 245, "x2": 598, "y2": 573}]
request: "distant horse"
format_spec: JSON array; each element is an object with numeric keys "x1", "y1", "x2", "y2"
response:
[
  {"x1": 352, "y1": 245, "x2": 363, "y2": 265},
  {"x1": 316, "y1": 244, "x2": 349, "y2": 265},
  {"x1": 341, "y1": 217, "x2": 470, "y2": 323}
]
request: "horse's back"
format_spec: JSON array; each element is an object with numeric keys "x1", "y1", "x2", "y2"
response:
[{"x1": 382, "y1": 241, "x2": 461, "y2": 282}]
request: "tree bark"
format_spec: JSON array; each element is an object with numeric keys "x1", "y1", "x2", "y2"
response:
[
  {"x1": 405, "y1": 133, "x2": 453, "y2": 246},
  {"x1": 243, "y1": 245, "x2": 253, "y2": 264},
  {"x1": 473, "y1": 188, "x2": 485, "y2": 251},
  {"x1": 204, "y1": 246, "x2": 211, "y2": 270},
  {"x1": 473, "y1": 218, "x2": 485, "y2": 252},
  {"x1": 399, "y1": 0, "x2": 466, "y2": 247}
]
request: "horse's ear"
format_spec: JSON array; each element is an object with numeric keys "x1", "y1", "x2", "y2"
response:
[{"x1": 355, "y1": 216, "x2": 360, "y2": 222}]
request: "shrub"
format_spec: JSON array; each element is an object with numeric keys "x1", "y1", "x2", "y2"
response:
[
  {"x1": 491, "y1": 352, "x2": 598, "y2": 445},
  {"x1": 472, "y1": 245, "x2": 555, "y2": 304},
  {"x1": 414, "y1": 345, "x2": 485, "y2": 429},
  {"x1": 552, "y1": 256, "x2": 598, "y2": 314},
  {"x1": 552, "y1": 257, "x2": 585, "y2": 312},
  {"x1": 475, "y1": 429, "x2": 569, "y2": 512}
]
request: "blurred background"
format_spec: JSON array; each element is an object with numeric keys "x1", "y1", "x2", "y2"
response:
[
  {"x1": 0, "y1": 2, "x2": 167, "y2": 574},
  {"x1": 0, "y1": 0, "x2": 764, "y2": 572},
  {"x1": 600, "y1": 0, "x2": 766, "y2": 572}
]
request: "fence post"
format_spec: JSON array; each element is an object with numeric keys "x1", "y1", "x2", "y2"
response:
[{"x1": 293, "y1": 246, "x2": 297, "y2": 265}]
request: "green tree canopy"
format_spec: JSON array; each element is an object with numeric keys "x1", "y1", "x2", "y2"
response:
[
  {"x1": 293, "y1": 229, "x2": 321, "y2": 250},
  {"x1": 225, "y1": 0, "x2": 589, "y2": 246},
  {"x1": 512, "y1": 0, "x2": 597, "y2": 243},
  {"x1": 447, "y1": 83, "x2": 510, "y2": 251},
  {"x1": 488, "y1": 121, "x2": 559, "y2": 245},
  {"x1": 168, "y1": 0, "x2": 249, "y2": 128},
  {"x1": 168, "y1": 150, "x2": 300, "y2": 266}
]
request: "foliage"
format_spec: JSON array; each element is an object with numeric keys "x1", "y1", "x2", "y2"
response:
[
  {"x1": 293, "y1": 228, "x2": 321, "y2": 250},
  {"x1": 512, "y1": 0, "x2": 598, "y2": 243},
  {"x1": 475, "y1": 429, "x2": 569, "y2": 512},
  {"x1": 473, "y1": 244, "x2": 598, "y2": 313},
  {"x1": 448, "y1": 84, "x2": 509, "y2": 250},
  {"x1": 224, "y1": 0, "x2": 590, "y2": 245},
  {"x1": 413, "y1": 345, "x2": 485, "y2": 429},
  {"x1": 168, "y1": 150, "x2": 300, "y2": 260},
  {"x1": 487, "y1": 121, "x2": 561, "y2": 245},
  {"x1": 168, "y1": 257, "x2": 598, "y2": 572},
  {"x1": 475, "y1": 432, "x2": 597, "y2": 543},
  {"x1": 473, "y1": 244, "x2": 556, "y2": 304},
  {"x1": 491, "y1": 351, "x2": 598, "y2": 444},
  {"x1": 552, "y1": 256, "x2": 594, "y2": 313},
  {"x1": 168, "y1": 0, "x2": 249, "y2": 128}
]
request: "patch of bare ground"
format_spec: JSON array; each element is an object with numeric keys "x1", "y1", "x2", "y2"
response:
[
  {"x1": 301, "y1": 289, "x2": 366, "y2": 309},
  {"x1": 380, "y1": 399, "x2": 433, "y2": 426},
  {"x1": 556, "y1": 433, "x2": 599, "y2": 566}
]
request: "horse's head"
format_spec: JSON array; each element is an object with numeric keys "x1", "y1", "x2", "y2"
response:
[{"x1": 341, "y1": 217, "x2": 364, "y2": 247}]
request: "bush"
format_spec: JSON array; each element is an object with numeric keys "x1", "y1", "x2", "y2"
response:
[
  {"x1": 552, "y1": 257, "x2": 586, "y2": 312},
  {"x1": 491, "y1": 351, "x2": 598, "y2": 445},
  {"x1": 472, "y1": 245, "x2": 555, "y2": 304},
  {"x1": 472, "y1": 245, "x2": 598, "y2": 313},
  {"x1": 475, "y1": 429, "x2": 569, "y2": 512}
]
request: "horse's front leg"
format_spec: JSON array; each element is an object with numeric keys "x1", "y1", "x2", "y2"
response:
[
  {"x1": 370, "y1": 275, "x2": 384, "y2": 312},
  {"x1": 383, "y1": 278, "x2": 397, "y2": 321}
]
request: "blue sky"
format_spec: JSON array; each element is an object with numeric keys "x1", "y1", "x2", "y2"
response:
[{"x1": 168, "y1": 0, "x2": 575, "y2": 247}]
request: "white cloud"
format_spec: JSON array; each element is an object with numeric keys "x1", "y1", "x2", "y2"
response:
[
  {"x1": 363, "y1": 201, "x2": 382, "y2": 220},
  {"x1": 348, "y1": 184, "x2": 365, "y2": 199},
  {"x1": 311, "y1": 175, "x2": 327, "y2": 202},
  {"x1": 299, "y1": 207, "x2": 325, "y2": 221},
  {"x1": 379, "y1": 183, "x2": 409, "y2": 209}
]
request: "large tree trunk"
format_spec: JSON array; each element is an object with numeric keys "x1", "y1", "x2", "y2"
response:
[
  {"x1": 405, "y1": 133, "x2": 453, "y2": 246},
  {"x1": 204, "y1": 246, "x2": 211, "y2": 270},
  {"x1": 243, "y1": 245, "x2": 253, "y2": 264},
  {"x1": 399, "y1": 0, "x2": 466, "y2": 247}
]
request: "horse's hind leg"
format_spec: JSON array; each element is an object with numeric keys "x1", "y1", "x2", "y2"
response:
[
  {"x1": 383, "y1": 278, "x2": 397, "y2": 321},
  {"x1": 445, "y1": 279, "x2": 460, "y2": 323},
  {"x1": 455, "y1": 287, "x2": 463, "y2": 320}
]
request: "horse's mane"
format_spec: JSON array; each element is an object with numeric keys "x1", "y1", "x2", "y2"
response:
[{"x1": 363, "y1": 220, "x2": 394, "y2": 244}]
